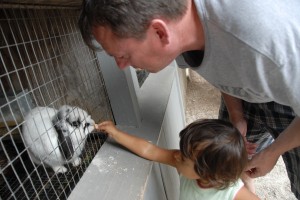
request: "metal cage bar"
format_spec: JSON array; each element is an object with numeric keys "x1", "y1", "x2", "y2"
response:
[{"x1": 0, "y1": 6, "x2": 112, "y2": 200}]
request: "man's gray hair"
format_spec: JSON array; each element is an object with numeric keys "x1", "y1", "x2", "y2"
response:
[{"x1": 78, "y1": 0, "x2": 188, "y2": 50}]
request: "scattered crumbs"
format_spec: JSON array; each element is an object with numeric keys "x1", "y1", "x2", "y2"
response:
[
  {"x1": 91, "y1": 154, "x2": 134, "y2": 175},
  {"x1": 109, "y1": 156, "x2": 114, "y2": 160}
]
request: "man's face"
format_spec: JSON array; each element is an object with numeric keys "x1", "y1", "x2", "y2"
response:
[{"x1": 92, "y1": 26, "x2": 175, "y2": 73}]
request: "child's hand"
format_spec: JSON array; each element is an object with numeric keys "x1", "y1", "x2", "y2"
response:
[{"x1": 94, "y1": 120, "x2": 118, "y2": 138}]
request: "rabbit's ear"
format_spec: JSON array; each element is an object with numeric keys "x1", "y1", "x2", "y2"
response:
[
  {"x1": 57, "y1": 128, "x2": 74, "y2": 161},
  {"x1": 52, "y1": 111, "x2": 74, "y2": 161}
]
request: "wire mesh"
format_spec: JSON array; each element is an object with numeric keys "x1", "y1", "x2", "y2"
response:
[{"x1": 0, "y1": 6, "x2": 112, "y2": 200}]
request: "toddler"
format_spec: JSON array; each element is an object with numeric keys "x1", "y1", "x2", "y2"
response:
[{"x1": 95, "y1": 119, "x2": 259, "y2": 200}]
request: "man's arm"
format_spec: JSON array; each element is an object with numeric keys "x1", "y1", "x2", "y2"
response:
[
  {"x1": 221, "y1": 93, "x2": 257, "y2": 156},
  {"x1": 221, "y1": 92, "x2": 247, "y2": 136},
  {"x1": 247, "y1": 116, "x2": 300, "y2": 177}
]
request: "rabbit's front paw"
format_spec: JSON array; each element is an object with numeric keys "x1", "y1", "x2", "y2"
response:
[{"x1": 72, "y1": 157, "x2": 82, "y2": 167}]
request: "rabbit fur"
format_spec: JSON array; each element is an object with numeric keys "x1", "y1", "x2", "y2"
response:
[{"x1": 22, "y1": 105, "x2": 95, "y2": 173}]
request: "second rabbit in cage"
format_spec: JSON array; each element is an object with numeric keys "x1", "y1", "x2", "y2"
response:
[{"x1": 22, "y1": 105, "x2": 95, "y2": 173}]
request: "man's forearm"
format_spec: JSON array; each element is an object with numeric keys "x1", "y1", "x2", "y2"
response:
[
  {"x1": 221, "y1": 92, "x2": 244, "y2": 120},
  {"x1": 268, "y1": 116, "x2": 300, "y2": 156}
]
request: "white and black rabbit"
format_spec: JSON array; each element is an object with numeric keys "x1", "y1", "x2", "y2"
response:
[{"x1": 22, "y1": 105, "x2": 95, "y2": 173}]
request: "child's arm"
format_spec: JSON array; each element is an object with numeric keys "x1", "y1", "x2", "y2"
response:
[
  {"x1": 234, "y1": 186, "x2": 260, "y2": 200},
  {"x1": 95, "y1": 121, "x2": 177, "y2": 167}
]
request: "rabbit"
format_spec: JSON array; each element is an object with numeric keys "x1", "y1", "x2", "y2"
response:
[{"x1": 22, "y1": 105, "x2": 95, "y2": 173}]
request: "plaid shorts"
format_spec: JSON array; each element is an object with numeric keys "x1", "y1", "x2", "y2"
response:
[{"x1": 218, "y1": 98, "x2": 300, "y2": 199}]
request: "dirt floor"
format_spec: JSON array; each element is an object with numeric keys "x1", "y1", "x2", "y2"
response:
[{"x1": 184, "y1": 69, "x2": 297, "y2": 200}]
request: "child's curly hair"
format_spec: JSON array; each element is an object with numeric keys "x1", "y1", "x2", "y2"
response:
[{"x1": 179, "y1": 119, "x2": 248, "y2": 189}]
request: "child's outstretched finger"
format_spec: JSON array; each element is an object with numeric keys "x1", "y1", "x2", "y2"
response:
[
  {"x1": 94, "y1": 121, "x2": 109, "y2": 130},
  {"x1": 99, "y1": 120, "x2": 112, "y2": 126},
  {"x1": 94, "y1": 124, "x2": 99, "y2": 130}
]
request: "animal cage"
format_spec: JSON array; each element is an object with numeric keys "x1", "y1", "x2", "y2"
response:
[{"x1": 0, "y1": 2, "x2": 113, "y2": 200}]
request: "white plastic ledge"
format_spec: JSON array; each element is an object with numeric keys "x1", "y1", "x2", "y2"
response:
[{"x1": 68, "y1": 64, "x2": 176, "y2": 200}]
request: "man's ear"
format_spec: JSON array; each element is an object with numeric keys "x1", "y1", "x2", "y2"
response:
[{"x1": 150, "y1": 19, "x2": 170, "y2": 45}]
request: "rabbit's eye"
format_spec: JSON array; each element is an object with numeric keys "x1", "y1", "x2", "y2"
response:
[
  {"x1": 84, "y1": 123, "x2": 90, "y2": 131},
  {"x1": 72, "y1": 120, "x2": 81, "y2": 127}
]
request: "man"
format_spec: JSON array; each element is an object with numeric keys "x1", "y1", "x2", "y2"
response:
[{"x1": 78, "y1": 0, "x2": 300, "y2": 198}]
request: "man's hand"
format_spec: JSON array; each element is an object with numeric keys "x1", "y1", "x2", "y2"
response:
[{"x1": 245, "y1": 146, "x2": 279, "y2": 178}]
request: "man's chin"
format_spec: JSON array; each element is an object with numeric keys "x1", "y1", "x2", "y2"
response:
[
  {"x1": 131, "y1": 65, "x2": 166, "y2": 73},
  {"x1": 145, "y1": 68, "x2": 161, "y2": 73}
]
